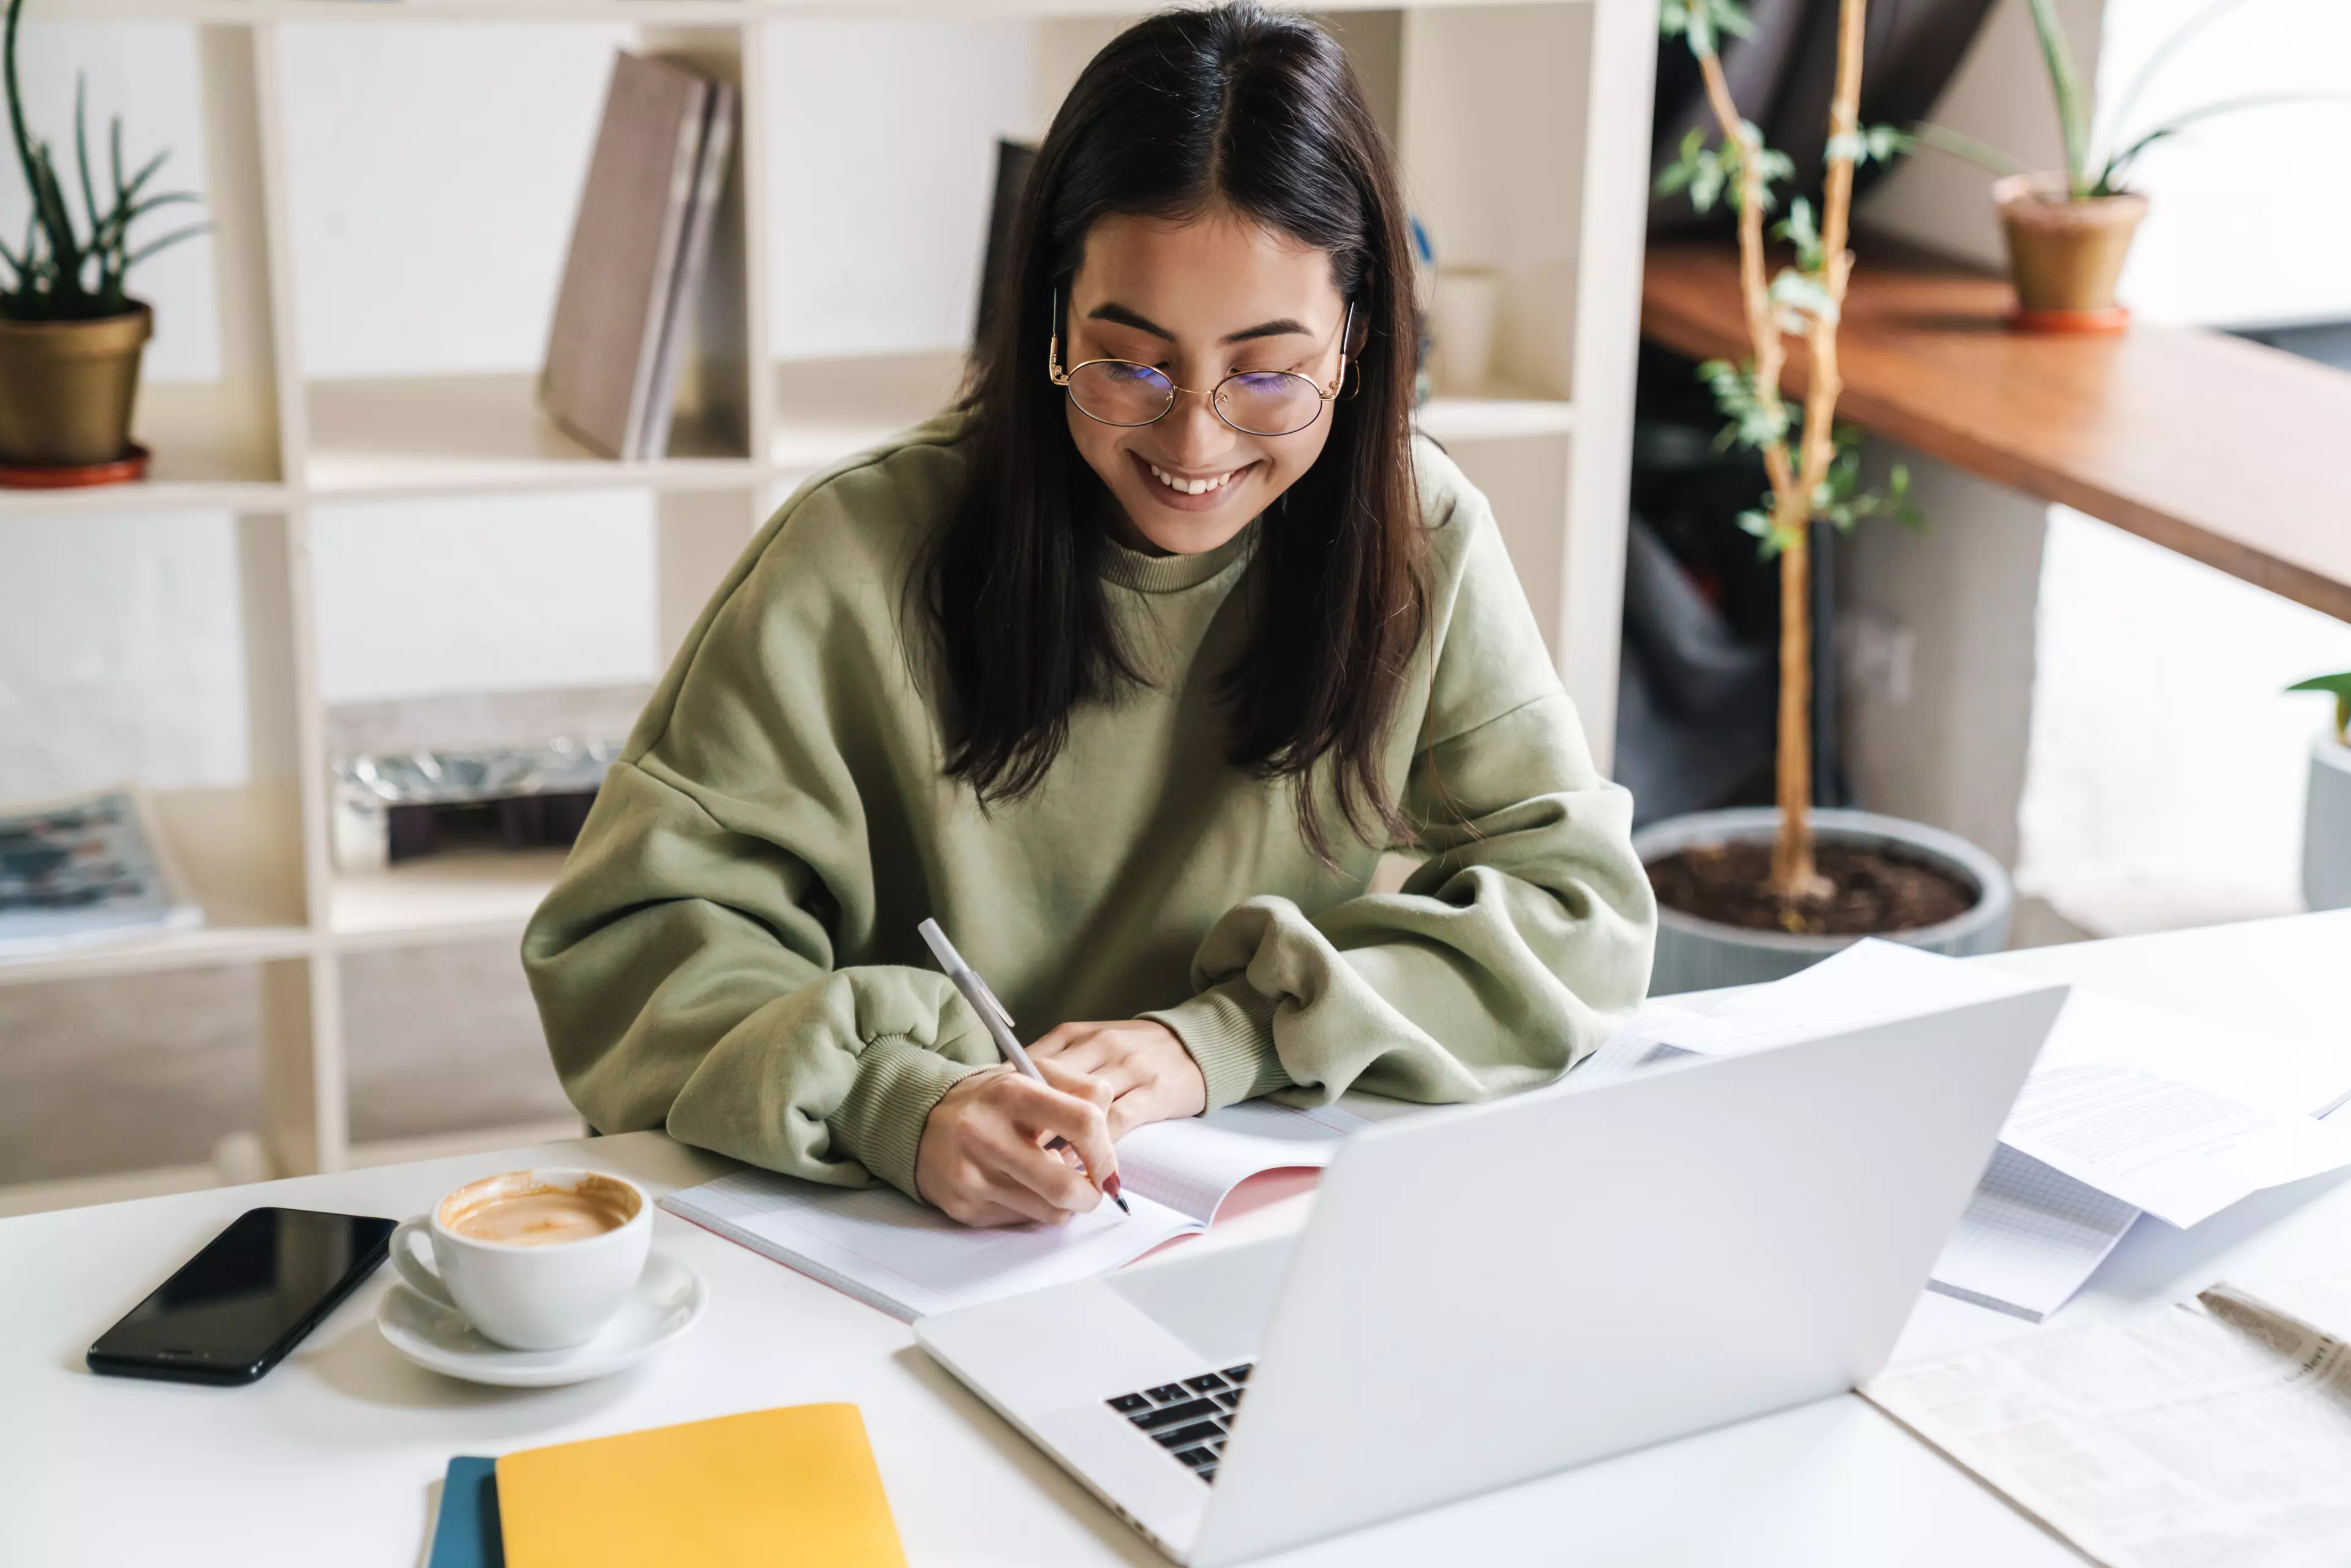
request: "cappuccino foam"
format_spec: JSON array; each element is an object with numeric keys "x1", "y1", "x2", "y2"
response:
[{"x1": 443, "y1": 1174, "x2": 636, "y2": 1247}]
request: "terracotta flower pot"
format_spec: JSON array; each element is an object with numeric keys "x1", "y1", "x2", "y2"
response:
[
  {"x1": 1993, "y1": 174, "x2": 2147, "y2": 333},
  {"x1": 0, "y1": 302, "x2": 153, "y2": 467}
]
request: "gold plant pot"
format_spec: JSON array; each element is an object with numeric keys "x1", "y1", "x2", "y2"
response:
[
  {"x1": 1993, "y1": 174, "x2": 2147, "y2": 331},
  {"x1": 0, "y1": 302, "x2": 154, "y2": 467}
]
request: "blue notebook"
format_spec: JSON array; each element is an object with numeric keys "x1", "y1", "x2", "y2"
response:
[{"x1": 426, "y1": 1457, "x2": 504, "y2": 1568}]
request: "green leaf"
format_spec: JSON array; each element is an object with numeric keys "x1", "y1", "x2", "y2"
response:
[
  {"x1": 2099, "y1": 92, "x2": 2351, "y2": 193},
  {"x1": 1774, "y1": 197, "x2": 1825, "y2": 272},
  {"x1": 1828, "y1": 123, "x2": 1916, "y2": 167},
  {"x1": 1908, "y1": 121, "x2": 2031, "y2": 179},
  {"x1": 1660, "y1": 0, "x2": 1754, "y2": 57},
  {"x1": 2289, "y1": 671, "x2": 2351, "y2": 743},
  {"x1": 2025, "y1": 0, "x2": 2093, "y2": 194},
  {"x1": 1769, "y1": 266, "x2": 1838, "y2": 331}
]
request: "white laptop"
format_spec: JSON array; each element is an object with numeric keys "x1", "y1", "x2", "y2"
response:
[{"x1": 915, "y1": 985, "x2": 2066, "y2": 1564}]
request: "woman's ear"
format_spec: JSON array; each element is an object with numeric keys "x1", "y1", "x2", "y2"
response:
[{"x1": 1344, "y1": 298, "x2": 1372, "y2": 356}]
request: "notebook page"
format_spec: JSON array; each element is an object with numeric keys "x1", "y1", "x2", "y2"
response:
[
  {"x1": 1115, "y1": 1100, "x2": 1373, "y2": 1222},
  {"x1": 1925, "y1": 1145, "x2": 2140, "y2": 1321},
  {"x1": 664, "y1": 1172, "x2": 1199, "y2": 1322}
]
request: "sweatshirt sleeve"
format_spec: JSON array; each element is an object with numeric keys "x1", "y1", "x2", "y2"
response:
[
  {"x1": 1145, "y1": 461, "x2": 1657, "y2": 1109},
  {"x1": 520, "y1": 444, "x2": 997, "y2": 1199}
]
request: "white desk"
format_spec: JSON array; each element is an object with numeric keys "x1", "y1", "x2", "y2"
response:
[{"x1": 6, "y1": 910, "x2": 2348, "y2": 1567}]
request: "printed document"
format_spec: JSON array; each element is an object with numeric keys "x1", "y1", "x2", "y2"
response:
[
  {"x1": 1588, "y1": 942, "x2": 2351, "y2": 1318},
  {"x1": 1865, "y1": 1274, "x2": 2351, "y2": 1568}
]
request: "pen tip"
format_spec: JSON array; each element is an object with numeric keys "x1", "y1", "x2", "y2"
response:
[{"x1": 1115, "y1": 1193, "x2": 1132, "y2": 1215}]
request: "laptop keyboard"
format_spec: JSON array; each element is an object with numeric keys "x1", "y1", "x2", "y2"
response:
[{"x1": 1104, "y1": 1363, "x2": 1252, "y2": 1484}]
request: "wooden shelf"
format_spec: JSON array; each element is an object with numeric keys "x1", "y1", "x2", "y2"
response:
[
  {"x1": 306, "y1": 374, "x2": 758, "y2": 500},
  {"x1": 4, "y1": 1, "x2": 1651, "y2": 1190},
  {"x1": 771, "y1": 351, "x2": 969, "y2": 475},
  {"x1": 40, "y1": 0, "x2": 1588, "y2": 23},
  {"x1": 0, "y1": 381, "x2": 287, "y2": 518},
  {"x1": 0, "y1": 786, "x2": 312, "y2": 988},
  {"x1": 1641, "y1": 239, "x2": 2351, "y2": 624},
  {"x1": 1416, "y1": 388, "x2": 1575, "y2": 443},
  {"x1": 329, "y1": 847, "x2": 569, "y2": 952}
]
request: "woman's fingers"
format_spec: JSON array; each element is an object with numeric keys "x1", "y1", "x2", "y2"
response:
[
  {"x1": 1037, "y1": 1056, "x2": 1120, "y2": 1111},
  {"x1": 1002, "y1": 1074, "x2": 1120, "y2": 1195}
]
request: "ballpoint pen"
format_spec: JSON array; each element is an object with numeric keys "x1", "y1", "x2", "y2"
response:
[{"x1": 918, "y1": 918, "x2": 1131, "y2": 1216}]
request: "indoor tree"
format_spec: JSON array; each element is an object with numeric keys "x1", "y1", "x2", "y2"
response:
[{"x1": 1654, "y1": 0, "x2": 1918, "y2": 916}]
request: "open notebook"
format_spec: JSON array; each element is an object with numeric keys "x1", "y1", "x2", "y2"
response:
[{"x1": 662, "y1": 1099, "x2": 1367, "y2": 1321}]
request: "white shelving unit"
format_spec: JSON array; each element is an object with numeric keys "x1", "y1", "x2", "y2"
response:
[{"x1": 4, "y1": 0, "x2": 1658, "y2": 1184}]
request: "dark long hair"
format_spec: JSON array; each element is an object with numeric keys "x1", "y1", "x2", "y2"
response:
[{"x1": 928, "y1": 3, "x2": 1427, "y2": 857}]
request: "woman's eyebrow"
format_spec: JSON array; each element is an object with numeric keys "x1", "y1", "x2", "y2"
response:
[
  {"x1": 1220, "y1": 318, "x2": 1311, "y2": 345},
  {"x1": 1086, "y1": 302, "x2": 1175, "y2": 339},
  {"x1": 1084, "y1": 302, "x2": 1314, "y2": 346}
]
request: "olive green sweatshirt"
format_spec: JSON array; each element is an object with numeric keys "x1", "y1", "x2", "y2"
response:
[{"x1": 522, "y1": 413, "x2": 1655, "y2": 1201}]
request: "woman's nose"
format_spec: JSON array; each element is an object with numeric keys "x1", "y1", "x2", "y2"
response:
[{"x1": 1160, "y1": 386, "x2": 1236, "y2": 466}]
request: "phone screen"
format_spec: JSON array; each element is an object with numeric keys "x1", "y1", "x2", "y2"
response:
[{"x1": 88, "y1": 1207, "x2": 396, "y2": 1384}]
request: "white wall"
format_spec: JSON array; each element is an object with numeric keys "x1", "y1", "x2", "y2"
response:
[
  {"x1": 1, "y1": 18, "x2": 1032, "y2": 795},
  {"x1": 2097, "y1": 0, "x2": 2351, "y2": 329}
]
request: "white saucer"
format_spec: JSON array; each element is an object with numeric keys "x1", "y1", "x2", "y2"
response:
[{"x1": 377, "y1": 1249, "x2": 707, "y2": 1387}]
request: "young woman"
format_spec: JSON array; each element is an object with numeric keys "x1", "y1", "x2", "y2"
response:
[{"x1": 524, "y1": 4, "x2": 1655, "y2": 1228}]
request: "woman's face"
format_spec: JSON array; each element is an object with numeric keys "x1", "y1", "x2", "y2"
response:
[{"x1": 1060, "y1": 209, "x2": 1351, "y2": 556}]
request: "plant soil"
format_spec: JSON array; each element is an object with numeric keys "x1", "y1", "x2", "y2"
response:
[{"x1": 1647, "y1": 839, "x2": 1975, "y2": 937}]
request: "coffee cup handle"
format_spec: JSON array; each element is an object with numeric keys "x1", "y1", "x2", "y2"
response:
[{"x1": 388, "y1": 1217, "x2": 457, "y2": 1308}]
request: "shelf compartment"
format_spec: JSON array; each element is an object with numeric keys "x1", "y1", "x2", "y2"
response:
[
  {"x1": 0, "y1": 786, "x2": 313, "y2": 988},
  {"x1": 1415, "y1": 388, "x2": 1575, "y2": 443},
  {"x1": 0, "y1": 382, "x2": 288, "y2": 517},
  {"x1": 304, "y1": 373, "x2": 759, "y2": 498},
  {"x1": 330, "y1": 847, "x2": 570, "y2": 951},
  {"x1": 771, "y1": 350, "x2": 967, "y2": 475}
]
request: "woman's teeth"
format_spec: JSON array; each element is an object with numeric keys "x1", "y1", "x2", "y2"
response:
[{"x1": 1149, "y1": 462, "x2": 1242, "y2": 496}]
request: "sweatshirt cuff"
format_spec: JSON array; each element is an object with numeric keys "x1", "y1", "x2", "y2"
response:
[
  {"x1": 828, "y1": 1032, "x2": 984, "y2": 1199},
  {"x1": 1146, "y1": 978, "x2": 1290, "y2": 1111}
]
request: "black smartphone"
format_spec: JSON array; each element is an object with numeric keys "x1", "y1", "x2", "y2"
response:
[{"x1": 87, "y1": 1207, "x2": 397, "y2": 1386}]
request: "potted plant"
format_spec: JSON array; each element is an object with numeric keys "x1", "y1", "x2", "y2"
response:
[
  {"x1": 0, "y1": 0, "x2": 205, "y2": 484},
  {"x1": 2289, "y1": 672, "x2": 2351, "y2": 913},
  {"x1": 1910, "y1": 0, "x2": 2349, "y2": 330},
  {"x1": 1639, "y1": 0, "x2": 2014, "y2": 993}
]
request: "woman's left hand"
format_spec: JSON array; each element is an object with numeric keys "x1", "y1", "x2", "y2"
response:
[{"x1": 1027, "y1": 1019, "x2": 1207, "y2": 1139}]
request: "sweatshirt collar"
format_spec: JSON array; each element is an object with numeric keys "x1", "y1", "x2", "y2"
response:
[{"x1": 1098, "y1": 518, "x2": 1260, "y2": 594}]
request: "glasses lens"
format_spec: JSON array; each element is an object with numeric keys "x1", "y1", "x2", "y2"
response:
[
  {"x1": 1215, "y1": 372, "x2": 1324, "y2": 437},
  {"x1": 1067, "y1": 361, "x2": 1174, "y2": 427}
]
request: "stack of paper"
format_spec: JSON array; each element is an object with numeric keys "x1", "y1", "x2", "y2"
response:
[
  {"x1": 1865, "y1": 1274, "x2": 2351, "y2": 1567},
  {"x1": 1585, "y1": 942, "x2": 2351, "y2": 1320}
]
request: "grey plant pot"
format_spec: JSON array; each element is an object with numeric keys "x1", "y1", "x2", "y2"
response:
[
  {"x1": 2304, "y1": 731, "x2": 2351, "y2": 913},
  {"x1": 1633, "y1": 807, "x2": 2014, "y2": 996}
]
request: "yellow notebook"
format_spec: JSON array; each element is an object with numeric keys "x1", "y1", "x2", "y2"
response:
[{"x1": 495, "y1": 1404, "x2": 908, "y2": 1568}]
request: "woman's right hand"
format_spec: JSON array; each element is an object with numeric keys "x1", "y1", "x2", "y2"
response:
[{"x1": 913, "y1": 1066, "x2": 1120, "y2": 1227}]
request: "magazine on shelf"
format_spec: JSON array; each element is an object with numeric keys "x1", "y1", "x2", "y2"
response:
[{"x1": 0, "y1": 787, "x2": 203, "y2": 957}]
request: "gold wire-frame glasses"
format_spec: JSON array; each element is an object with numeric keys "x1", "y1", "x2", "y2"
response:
[{"x1": 1048, "y1": 290, "x2": 1356, "y2": 438}]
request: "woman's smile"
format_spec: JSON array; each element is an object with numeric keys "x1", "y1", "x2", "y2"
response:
[{"x1": 1131, "y1": 452, "x2": 1260, "y2": 510}]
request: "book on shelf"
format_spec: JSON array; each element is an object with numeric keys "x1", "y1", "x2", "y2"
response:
[
  {"x1": 540, "y1": 51, "x2": 738, "y2": 462},
  {"x1": 0, "y1": 786, "x2": 202, "y2": 957}
]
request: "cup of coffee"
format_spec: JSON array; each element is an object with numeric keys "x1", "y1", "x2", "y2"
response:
[{"x1": 389, "y1": 1168, "x2": 651, "y2": 1351}]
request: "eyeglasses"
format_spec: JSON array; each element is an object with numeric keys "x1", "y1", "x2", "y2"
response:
[{"x1": 1048, "y1": 291, "x2": 1355, "y2": 438}]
